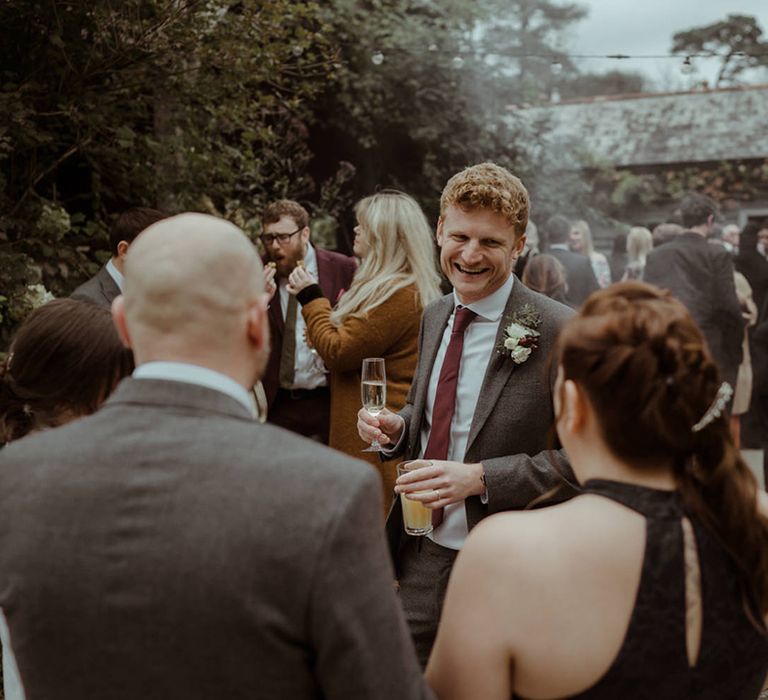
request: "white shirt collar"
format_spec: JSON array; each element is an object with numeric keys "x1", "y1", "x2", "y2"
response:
[
  {"x1": 133, "y1": 362, "x2": 254, "y2": 414},
  {"x1": 549, "y1": 243, "x2": 569, "y2": 251},
  {"x1": 106, "y1": 258, "x2": 124, "y2": 292},
  {"x1": 452, "y1": 272, "x2": 514, "y2": 322}
]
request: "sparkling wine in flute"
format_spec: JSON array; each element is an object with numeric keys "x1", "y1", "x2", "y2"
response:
[
  {"x1": 361, "y1": 380, "x2": 386, "y2": 415},
  {"x1": 361, "y1": 358, "x2": 386, "y2": 453}
]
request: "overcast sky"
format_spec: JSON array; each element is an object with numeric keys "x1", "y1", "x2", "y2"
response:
[{"x1": 564, "y1": 0, "x2": 768, "y2": 89}]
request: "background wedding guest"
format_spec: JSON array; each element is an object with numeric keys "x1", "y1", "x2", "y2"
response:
[
  {"x1": 622, "y1": 226, "x2": 653, "y2": 280},
  {"x1": 287, "y1": 191, "x2": 441, "y2": 507},
  {"x1": 544, "y1": 214, "x2": 599, "y2": 307},
  {"x1": 736, "y1": 220, "x2": 768, "y2": 322},
  {"x1": 732, "y1": 271, "x2": 758, "y2": 447},
  {"x1": 644, "y1": 194, "x2": 743, "y2": 389},
  {"x1": 71, "y1": 207, "x2": 167, "y2": 308},
  {"x1": 608, "y1": 231, "x2": 628, "y2": 283},
  {"x1": 260, "y1": 199, "x2": 356, "y2": 444},
  {"x1": 521, "y1": 253, "x2": 568, "y2": 304},
  {"x1": 426, "y1": 283, "x2": 768, "y2": 700},
  {"x1": 652, "y1": 222, "x2": 684, "y2": 248},
  {"x1": 569, "y1": 219, "x2": 611, "y2": 288},
  {"x1": 0, "y1": 214, "x2": 429, "y2": 700},
  {"x1": 0, "y1": 298, "x2": 134, "y2": 445}
]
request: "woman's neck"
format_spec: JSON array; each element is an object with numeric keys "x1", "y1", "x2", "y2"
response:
[{"x1": 572, "y1": 441, "x2": 677, "y2": 491}]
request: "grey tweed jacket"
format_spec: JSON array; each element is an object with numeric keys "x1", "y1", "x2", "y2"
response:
[
  {"x1": 385, "y1": 279, "x2": 577, "y2": 564},
  {"x1": 70, "y1": 264, "x2": 121, "y2": 308},
  {"x1": 0, "y1": 378, "x2": 431, "y2": 700}
]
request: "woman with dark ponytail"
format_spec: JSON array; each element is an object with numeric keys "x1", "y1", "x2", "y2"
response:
[
  {"x1": 0, "y1": 299, "x2": 134, "y2": 445},
  {"x1": 427, "y1": 282, "x2": 768, "y2": 699}
]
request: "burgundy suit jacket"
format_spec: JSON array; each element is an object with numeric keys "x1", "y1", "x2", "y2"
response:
[{"x1": 262, "y1": 247, "x2": 357, "y2": 407}]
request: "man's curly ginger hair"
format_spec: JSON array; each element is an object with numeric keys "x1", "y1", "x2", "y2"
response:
[{"x1": 439, "y1": 162, "x2": 529, "y2": 238}]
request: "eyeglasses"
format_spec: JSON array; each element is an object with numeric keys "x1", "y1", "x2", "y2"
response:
[{"x1": 260, "y1": 228, "x2": 302, "y2": 245}]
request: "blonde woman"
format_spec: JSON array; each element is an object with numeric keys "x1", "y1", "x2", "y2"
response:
[
  {"x1": 623, "y1": 226, "x2": 654, "y2": 281},
  {"x1": 287, "y1": 191, "x2": 442, "y2": 504},
  {"x1": 569, "y1": 220, "x2": 611, "y2": 288}
]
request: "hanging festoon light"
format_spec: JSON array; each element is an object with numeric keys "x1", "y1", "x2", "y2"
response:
[
  {"x1": 292, "y1": 45, "x2": 304, "y2": 57},
  {"x1": 452, "y1": 55, "x2": 465, "y2": 69},
  {"x1": 680, "y1": 55, "x2": 694, "y2": 74},
  {"x1": 428, "y1": 43, "x2": 438, "y2": 52},
  {"x1": 550, "y1": 60, "x2": 563, "y2": 75},
  {"x1": 371, "y1": 51, "x2": 384, "y2": 66}
]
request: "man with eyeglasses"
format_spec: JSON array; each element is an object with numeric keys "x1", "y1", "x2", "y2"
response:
[{"x1": 260, "y1": 199, "x2": 356, "y2": 443}]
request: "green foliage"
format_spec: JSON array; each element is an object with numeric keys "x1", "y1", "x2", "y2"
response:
[
  {"x1": 0, "y1": 0, "x2": 336, "y2": 346},
  {"x1": 671, "y1": 14, "x2": 768, "y2": 87}
]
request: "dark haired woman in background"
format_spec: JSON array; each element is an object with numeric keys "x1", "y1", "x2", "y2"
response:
[
  {"x1": 427, "y1": 282, "x2": 768, "y2": 699},
  {"x1": 0, "y1": 298, "x2": 134, "y2": 444},
  {"x1": 522, "y1": 253, "x2": 568, "y2": 305}
]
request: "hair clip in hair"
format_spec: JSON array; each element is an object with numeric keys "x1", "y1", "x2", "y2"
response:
[{"x1": 691, "y1": 382, "x2": 732, "y2": 433}]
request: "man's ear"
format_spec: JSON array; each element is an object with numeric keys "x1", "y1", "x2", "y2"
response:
[
  {"x1": 116, "y1": 240, "x2": 130, "y2": 259},
  {"x1": 246, "y1": 294, "x2": 270, "y2": 353},
  {"x1": 435, "y1": 217, "x2": 445, "y2": 247},
  {"x1": 111, "y1": 295, "x2": 133, "y2": 349}
]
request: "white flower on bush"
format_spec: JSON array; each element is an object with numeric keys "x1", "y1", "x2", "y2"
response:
[{"x1": 27, "y1": 284, "x2": 55, "y2": 309}]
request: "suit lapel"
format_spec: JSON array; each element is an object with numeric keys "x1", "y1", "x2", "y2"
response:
[
  {"x1": 409, "y1": 296, "x2": 453, "y2": 456},
  {"x1": 465, "y1": 281, "x2": 529, "y2": 453}
]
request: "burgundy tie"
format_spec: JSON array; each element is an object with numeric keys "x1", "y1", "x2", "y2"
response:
[{"x1": 424, "y1": 306, "x2": 477, "y2": 527}]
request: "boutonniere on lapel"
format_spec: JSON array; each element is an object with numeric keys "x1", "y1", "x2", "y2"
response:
[{"x1": 498, "y1": 304, "x2": 542, "y2": 365}]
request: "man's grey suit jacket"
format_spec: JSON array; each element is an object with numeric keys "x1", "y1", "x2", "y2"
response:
[
  {"x1": 70, "y1": 264, "x2": 121, "y2": 308},
  {"x1": 385, "y1": 279, "x2": 576, "y2": 563},
  {"x1": 0, "y1": 379, "x2": 430, "y2": 700}
]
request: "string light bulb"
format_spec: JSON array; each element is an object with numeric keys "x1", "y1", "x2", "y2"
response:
[
  {"x1": 371, "y1": 51, "x2": 384, "y2": 66},
  {"x1": 680, "y1": 56, "x2": 695, "y2": 74},
  {"x1": 452, "y1": 55, "x2": 465, "y2": 69}
]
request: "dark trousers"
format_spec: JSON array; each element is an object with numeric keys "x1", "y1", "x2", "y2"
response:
[
  {"x1": 267, "y1": 387, "x2": 330, "y2": 444},
  {"x1": 397, "y1": 535, "x2": 458, "y2": 668}
]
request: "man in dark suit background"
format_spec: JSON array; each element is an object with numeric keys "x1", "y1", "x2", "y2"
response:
[
  {"x1": 0, "y1": 213, "x2": 429, "y2": 700},
  {"x1": 358, "y1": 163, "x2": 575, "y2": 665},
  {"x1": 71, "y1": 207, "x2": 167, "y2": 307},
  {"x1": 544, "y1": 214, "x2": 599, "y2": 307},
  {"x1": 644, "y1": 193, "x2": 743, "y2": 388},
  {"x1": 260, "y1": 200, "x2": 356, "y2": 443}
]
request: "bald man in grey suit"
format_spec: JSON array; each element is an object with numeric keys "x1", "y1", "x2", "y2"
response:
[{"x1": 0, "y1": 215, "x2": 430, "y2": 699}]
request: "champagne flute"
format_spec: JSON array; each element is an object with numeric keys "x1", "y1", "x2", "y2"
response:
[{"x1": 361, "y1": 358, "x2": 386, "y2": 453}]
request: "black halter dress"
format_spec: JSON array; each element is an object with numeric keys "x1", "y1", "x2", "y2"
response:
[{"x1": 515, "y1": 479, "x2": 768, "y2": 699}]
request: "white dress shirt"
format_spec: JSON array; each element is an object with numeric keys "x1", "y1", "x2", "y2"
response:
[
  {"x1": 106, "y1": 258, "x2": 124, "y2": 291},
  {"x1": 133, "y1": 362, "x2": 255, "y2": 415},
  {"x1": 422, "y1": 273, "x2": 515, "y2": 550},
  {"x1": 276, "y1": 243, "x2": 328, "y2": 390}
]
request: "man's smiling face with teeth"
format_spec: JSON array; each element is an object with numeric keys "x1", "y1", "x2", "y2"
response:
[{"x1": 436, "y1": 204, "x2": 525, "y2": 305}]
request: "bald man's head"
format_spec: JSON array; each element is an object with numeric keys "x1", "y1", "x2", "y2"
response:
[{"x1": 118, "y1": 214, "x2": 267, "y2": 370}]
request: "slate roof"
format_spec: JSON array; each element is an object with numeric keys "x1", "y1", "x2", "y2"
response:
[{"x1": 508, "y1": 84, "x2": 768, "y2": 168}]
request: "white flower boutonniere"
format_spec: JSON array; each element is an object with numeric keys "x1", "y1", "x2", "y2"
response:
[{"x1": 499, "y1": 304, "x2": 542, "y2": 365}]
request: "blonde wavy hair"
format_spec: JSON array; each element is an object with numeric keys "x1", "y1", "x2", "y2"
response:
[
  {"x1": 571, "y1": 219, "x2": 596, "y2": 257},
  {"x1": 440, "y1": 162, "x2": 529, "y2": 237},
  {"x1": 627, "y1": 226, "x2": 653, "y2": 264},
  {"x1": 330, "y1": 191, "x2": 442, "y2": 324}
]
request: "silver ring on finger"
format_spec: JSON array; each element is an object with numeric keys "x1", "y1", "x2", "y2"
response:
[{"x1": 434, "y1": 489, "x2": 440, "y2": 501}]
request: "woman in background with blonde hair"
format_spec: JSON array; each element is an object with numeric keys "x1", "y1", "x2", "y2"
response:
[
  {"x1": 569, "y1": 219, "x2": 611, "y2": 288},
  {"x1": 623, "y1": 226, "x2": 654, "y2": 281},
  {"x1": 287, "y1": 191, "x2": 442, "y2": 504}
]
